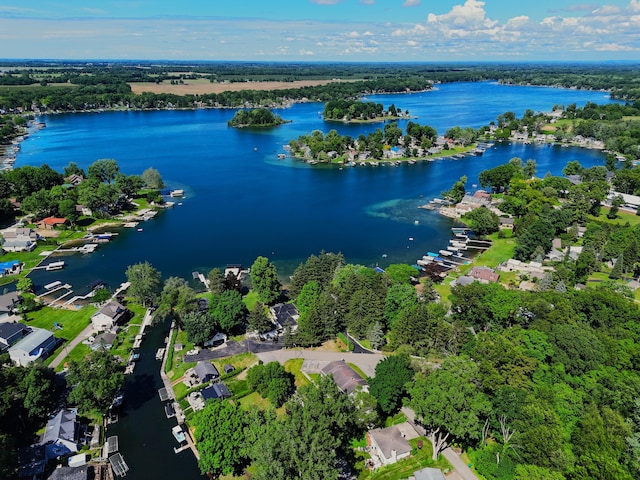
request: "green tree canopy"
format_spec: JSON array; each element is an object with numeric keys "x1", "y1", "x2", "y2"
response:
[
  {"x1": 369, "y1": 354, "x2": 414, "y2": 415},
  {"x1": 250, "y1": 256, "x2": 281, "y2": 305},
  {"x1": 125, "y1": 262, "x2": 162, "y2": 307}
]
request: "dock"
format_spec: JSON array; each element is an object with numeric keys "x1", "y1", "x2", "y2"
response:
[{"x1": 108, "y1": 453, "x2": 129, "y2": 477}]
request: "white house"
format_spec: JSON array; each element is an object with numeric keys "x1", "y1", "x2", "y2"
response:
[
  {"x1": 8, "y1": 327, "x2": 59, "y2": 366},
  {"x1": 367, "y1": 423, "x2": 418, "y2": 467},
  {"x1": 91, "y1": 301, "x2": 129, "y2": 331}
]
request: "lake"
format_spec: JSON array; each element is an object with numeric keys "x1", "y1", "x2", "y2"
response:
[
  {"x1": 13, "y1": 80, "x2": 618, "y2": 479},
  {"x1": 19, "y1": 81, "x2": 615, "y2": 296}
]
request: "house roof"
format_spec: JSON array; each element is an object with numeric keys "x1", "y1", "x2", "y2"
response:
[
  {"x1": 271, "y1": 303, "x2": 299, "y2": 328},
  {"x1": 39, "y1": 217, "x2": 68, "y2": 226},
  {"x1": 320, "y1": 360, "x2": 367, "y2": 395},
  {"x1": 0, "y1": 322, "x2": 27, "y2": 344},
  {"x1": 414, "y1": 467, "x2": 446, "y2": 480},
  {"x1": 369, "y1": 425, "x2": 411, "y2": 460},
  {"x1": 194, "y1": 361, "x2": 219, "y2": 381},
  {"x1": 41, "y1": 409, "x2": 77, "y2": 446},
  {"x1": 0, "y1": 291, "x2": 20, "y2": 311},
  {"x1": 499, "y1": 217, "x2": 515, "y2": 225},
  {"x1": 201, "y1": 382, "x2": 231, "y2": 400},
  {"x1": 8, "y1": 327, "x2": 55, "y2": 355},
  {"x1": 94, "y1": 301, "x2": 126, "y2": 320},
  {"x1": 47, "y1": 465, "x2": 90, "y2": 480},
  {"x1": 92, "y1": 332, "x2": 116, "y2": 349},
  {"x1": 469, "y1": 266, "x2": 500, "y2": 283}
]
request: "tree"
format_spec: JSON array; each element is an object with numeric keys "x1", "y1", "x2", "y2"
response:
[
  {"x1": 523, "y1": 159, "x2": 537, "y2": 179},
  {"x1": 192, "y1": 400, "x2": 248, "y2": 477},
  {"x1": 369, "y1": 354, "x2": 414, "y2": 415},
  {"x1": 207, "y1": 268, "x2": 226, "y2": 295},
  {"x1": 384, "y1": 283, "x2": 418, "y2": 327},
  {"x1": 562, "y1": 160, "x2": 584, "y2": 176},
  {"x1": 367, "y1": 322, "x2": 386, "y2": 350},
  {"x1": 247, "y1": 302, "x2": 274, "y2": 334},
  {"x1": 66, "y1": 350, "x2": 125, "y2": 414},
  {"x1": 246, "y1": 361, "x2": 295, "y2": 407},
  {"x1": 461, "y1": 206, "x2": 500, "y2": 236},
  {"x1": 156, "y1": 276, "x2": 196, "y2": 324},
  {"x1": 125, "y1": 262, "x2": 161, "y2": 307},
  {"x1": 443, "y1": 176, "x2": 467, "y2": 203},
  {"x1": 141, "y1": 167, "x2": 165, "y2": 189},
  {"x1": 608, "y1": 194, "x2": 625, "y2": 219},
  {"x1": 87, "y1": 158, "x2": 120, "y2": 184},
  {"x1": 384, "y1": 264, "x2": 418, "y2": 284},
  {"x1": 250, "y1": 256, "x2": 281, "y2": 304},
  {"x1": 183, "y1": 311, "x2": 216, "y2": 345},
  {"x1": 210, "y1": 290, "x2": 246, "y2": 333},
  {"x1": 478, "y1": 163, "x2": 517, "y2": 192},
  {"x1": 22, "y1": 364, "x2": 59, "y2": 420},
  {"x1": 115, "y1": 173, "x2": 143, "y2": 198},
  {"x1": 610, "y1": 253, "x2": 624, "y2": 279},
  {"x1": 16, "y1": 277, "x2": 33, "y2": 293},
  {"x1": 409, "y1": 356, "x2": 491, "y2": 460}
]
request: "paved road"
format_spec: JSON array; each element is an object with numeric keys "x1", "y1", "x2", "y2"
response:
[
  {"x1": 257, "y1": 349, "x2": 386, "y2": 377},
  {"x1": 49, "y1": 323, "x2": 95, "y2": 369},
  {"x1": 184, "y1": 338, "x2": 285, "y2": 362}
]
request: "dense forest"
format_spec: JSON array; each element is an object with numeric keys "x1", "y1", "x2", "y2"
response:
[{"x1": 227, "y1": 108, "x2": 288, "y2": 128}]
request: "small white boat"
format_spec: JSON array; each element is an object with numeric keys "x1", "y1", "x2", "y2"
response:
[{"x1": 172, "y1": 425, "x2": 186, "y2": 443}]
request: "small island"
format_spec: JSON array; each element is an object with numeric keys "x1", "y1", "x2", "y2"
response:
[
  {"x1": 323, "y1": 99, "x2": 410, "y2": 123},
  {"x1": 227, "y1": 108, "x2": 289, "y2": 128}
]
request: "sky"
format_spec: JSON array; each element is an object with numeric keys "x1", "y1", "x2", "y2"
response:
[{"x1": 0, "y1": 0, "x2": 639, "y2": 62}]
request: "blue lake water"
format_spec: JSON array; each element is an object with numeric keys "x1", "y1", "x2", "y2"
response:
[
  {"x1": 18, "y1": 81, "x2": 615, "y2": 295},
  {"x1": 13, "y1": 80, "x2": 618, "y2": 479}
]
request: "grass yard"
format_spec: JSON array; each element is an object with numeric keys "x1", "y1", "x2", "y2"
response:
[
  {"x1": 384, "y1": 412, "x2": 407, "y2": 427},
  {"x1": 242, "y1": 290, "x2": 260, "y2": 311},
  {"x1": 238, "y1": 391, "x2": 270, "y2": 410},
  {"x1": 592, "y1": 208, "x2": 640, "y2": 226},
  {"x1": 283, "y1": 358, "x2": 310, "y2": 388},
  {"x1": 356, "y1": 437, "x2": 452, "y2": 480},
  {"x1": 26, "y1": 305, "x2": 93, "y2": 341},
  {"x1": 348, "y1": 363, "x2": 369, "y2": 380},
  {"x1": 213, "y1": 352, "x2": 257, "y2": 373}
]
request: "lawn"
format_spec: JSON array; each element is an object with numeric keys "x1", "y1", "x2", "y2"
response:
[
  {"x1": 356, "y1": 437, "x2": 452, "y2": 480},
  {"x1": 242, "y1": 290, "x2": 260, "y2": 311},
  {"x1": 591, "y1": 208, "x2": 640, "y2": 226},
  {"x1": 26, "y1": 305, "x2": 93, "y2": 342},
  {"x1": 348, "y1": 362, "x2": 369, "y2": 381},
  {"x1": 284, "y1": 358, "x2": 310, "y2": 388},
  {"x1": 238, "y1": 391, "x2": 270, "y2": 410}
]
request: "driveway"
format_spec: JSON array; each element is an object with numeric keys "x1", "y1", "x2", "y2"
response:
[
  {"x1": 257, "y1": 349, "x2": 386, "y2": 377},
  {"x1": 49, "y1": 323, "x2": 95, "y2": 369}
]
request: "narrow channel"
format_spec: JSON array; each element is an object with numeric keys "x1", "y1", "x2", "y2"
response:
[{"x1": 107, "y1": 318, "x2": 205, "y2": 479}]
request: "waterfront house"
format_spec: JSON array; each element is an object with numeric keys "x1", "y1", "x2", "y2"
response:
[
  {"x1": 366, "y1": 423, "x2": 417, "y2": 467},
  {"x1": 1, "y1": 227, "x2": 38, "y2": 252},
  {"x1": 90, "y1": 332, "x2": 117, "y2": 351},
  {"x1": 40, "y1": 408, "x2": 79, "y2": 460},
  {"x1": 0, "y1": 291, "x2": 22, "y2": 320},
  {"x1": 37, "y1": 216, "x2": 69, "y2": 230},
  {"x1": 320, "y1": 360, "x2": 368, "y2": 395},
  {"x1": 0, "y1": 259, "x2": 22, "y2": 277},
  {"x1": 91, "y1": 301, "x2": 129, "y2": 331},
  {"x1": 47, "y1": 464, "x2": 91, "y2": 480},
  {"x1": 270, "y1": 303, "x2": 300, "y2": 332},
  {"x1": 468, "y1": 266, "x2": 500, "y2": 284},
  {"x1": 201, "y1": 382, "x2": 232, "y2": 401},
  {"x1": 0, "y1": 321, "x2": 28, "y2": 349},
  {"x1": 8, "y1": 327, "x2": 59, "y2": 366},
  {"x1": 64, "y1": 174, "x2": 84, "y2": 186},
  {"x1": 499, "y1": 217, "x2": 515, "y2": 230},
  {"x1": 194, "y1": 361, "x2": 219, "y2": 383}
]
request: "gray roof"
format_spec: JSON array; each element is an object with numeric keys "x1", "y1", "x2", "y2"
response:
[
  {"x1": 0, "y1": 322, "x2": 27, "y2": 343},
  {"x1": 369, "y1": 425, "x2": 411, "y2": 460},
  {"x1": 42, "y1": 409, "x2": 77, "y2": 446},
  {"x1": 95, "y1": 301, "x2": 126, "y2": 320},
  {"x1": 8, "y1": 327, "x2": 55, "y2": 355},
  {"x1": 321, "y1": 360, "x2": 367, "y2": 395},
  {"x1": 414, "y1": 467, "x2": 446, "y2": 480},
  {"x1": 194, "y1": 361, "x2": 219, "y2": 381},
  {"x1": 92, "y1": 332, "x2": 116, "y2": 350},
  {"x1": 0, "y1": 292, "x2": 20, "y2": 311},
  {"x1": 47, "y1": 465, "x2": 90, "y2": 480}
]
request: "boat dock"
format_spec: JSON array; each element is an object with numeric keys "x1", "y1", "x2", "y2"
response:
[{"x1": 108, "y1": 453, "x2": 129, "y2": 477}]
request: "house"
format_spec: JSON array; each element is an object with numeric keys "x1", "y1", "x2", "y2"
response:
[
  {"x1": 367, "y1": 423, "x2": 415, "y2": 466},
  {"x1": 37, "y1": 216, "x2": 69, "y2": 230},
  {"x1": 0, "y1": 259, "x2": 22, "y2": 277},
  {"x1": 0, "y1": 321, "x2": 29, "y2": 350},
  {"x1": 201, "y1": 382, "x2": 232, "y2": 401},
  {"x1": 414, "y1": 467, "x2": 446, "y2": 480},
  {"x1": 499, "y1": 217, "x2": 515, "y2": 230},
  {"x1": 8, "y1": 327, "x2": 60, "y2": 366},
  {"x1": 0, "y1": 291, "x2": 21, "y2": 320},
  {"x1": 91, "y1": 301, "x2": 129, "y2": 331},
  {"x1": 64, "y1": 174, "x2": 84, "y2": 186},
  {"x1": 194, "y1": 361, "x2": 219, "y2": 383},
  {"x1": 468, "y1": 266, "x2": 500, "y2": 283},
  {"x1": 223, "y1": 364, "x2": 235, "y2": 374},
  {"x1": 270, "y1": 303, "x2": 300, "y2": 332},
  {"x1": 40, "y1": 408, "x2": 79, "y2": 460},
  {"x1": 320, "y1": 360, "x2": 368, "y2": 395},
  {"x1": 450, "y1": 275, "x2": 474, "y2": 288},
  {"x1": 47, "y1": 464, "x2": 91, "y2": 480},
  {"x1": 1, "y1": 228, "x2": 38, "y2": 252},
  {"x1": 90, "y1": 332, "x2": 116, "y2": 351}
]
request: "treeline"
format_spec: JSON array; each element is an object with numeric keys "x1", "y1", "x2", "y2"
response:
[
  {"x1": 0, "y1": 77, "x2": 432, "y2": 113},
  {"x1": 323, "y1": 99, "x2": 385, "y2": 121},
  {"x1": 227, "y1": 108, "x2": 287, "y2": 128}
]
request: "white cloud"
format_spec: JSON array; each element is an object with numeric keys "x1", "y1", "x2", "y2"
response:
[
  {"x1": 407, "y1": 40, "x2": 417, "y2": 46},
  {"x1": 427, "y1": 0, "x2": 497, "y2": 28},
  {"x1": 347, "y1": 31, "x2": 360, "y2": 37},
  {"x1": 403, "y1": 0, "x2": 421, "y2": 7}
]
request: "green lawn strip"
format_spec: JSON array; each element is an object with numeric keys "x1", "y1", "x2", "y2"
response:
[
  {"x1": 348, "y1": 363, "x2": 369, "y2": 380},
  {"x1": 283, "y1": 358, "x2": 310, "y2": 388},
  {"x1": 358, "y1": 437, "x2": 452, "y2": 480},
  {"x1": 212, "y1": 352, "x2": 257, "y2": 373},
  {"x1": 54, "y1": 343, "x2": 91, "y2": 370},
  {"x1": 358, "y1": 339, "x2": 372, "y2": 350},
  {"x1": 242, "y1": 290, "x2": 260, "y2": 311},
  {"x1": 308, "y1": 373, "x2": 321, "y2": 383},
  {"x1": 238, "y1": 391, "x2": 270, "y2": 410},
  {"x1": 384, "y1": 412, "x2": 407, "y2": 427}
]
